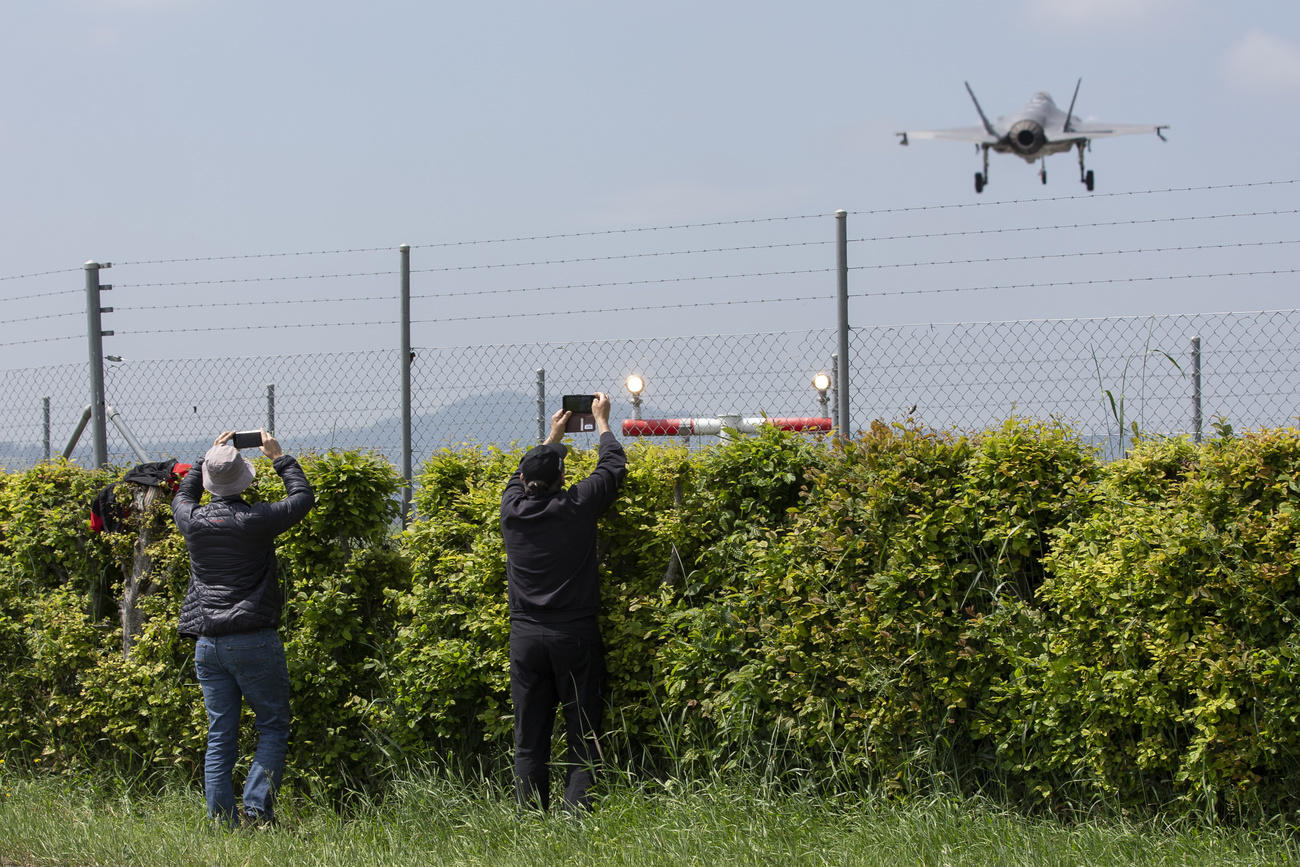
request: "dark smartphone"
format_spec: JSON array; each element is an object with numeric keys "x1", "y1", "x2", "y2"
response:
[
  {"x1": 562, "y1": 394, "x2": 595, "y2": 414},
  {"x1": 561, "y1": 395, "x2": 596, "y2": 433},
  {"x1": 231, "y1": 430, "x2": 263, "y2": 449}
]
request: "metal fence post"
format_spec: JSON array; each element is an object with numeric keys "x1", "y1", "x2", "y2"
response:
[
  {"x1": 266, "y1": 383, "x2": 276, "y2": 434},
  {"x1": 43, "y1": 397, "x2": 51, "y2": 462},
  {"x1": 1192, "y1": 336, "x2": 1202, "y2": 443},
  {"x1": 400, "y1": 244, "x2": 413, "y2": 526},
  {"x1": 830, "y1": 353, "x2": 839, "y2": 432},
  {"x1": 835, "y1": 210, "x2": 851, "y2": 437},
  {"x1": 84, "y1": 261, "x2": 112, "y2": 467},
  {"x1": 536, "y1": 368, "x2": 546, "y2": 443}
]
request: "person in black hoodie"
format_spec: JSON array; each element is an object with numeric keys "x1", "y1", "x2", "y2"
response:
[
  {"x1": 173, "y1": 430, "x2": 315, "y2": 828},
  {"x1": 500, "y1": 392, "x2": 627, "y2": 811}
]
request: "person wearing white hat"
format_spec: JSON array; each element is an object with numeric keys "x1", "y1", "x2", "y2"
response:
[{"x1": 172, "y1": 429, "x2": 315, "y2": 828}]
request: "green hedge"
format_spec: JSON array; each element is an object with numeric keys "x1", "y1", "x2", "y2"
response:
[{"x1": 1, "y1": 422, "x2": 1299, "y2": 821}]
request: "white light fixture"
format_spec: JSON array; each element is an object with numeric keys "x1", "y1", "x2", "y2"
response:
[
  {"x1": 626, "y1": 374, "x2": 645, "y2": 420},
  {"x1": 812, "y1": 372, "x2": 831, "y2": 416}
]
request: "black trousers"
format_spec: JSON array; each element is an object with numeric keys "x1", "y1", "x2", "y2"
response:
[{"x1": 509, "y1": 618, "x2": 604, "y2": 811}]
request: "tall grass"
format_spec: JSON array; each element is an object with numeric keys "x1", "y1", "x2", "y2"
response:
[{"x1": 1, "y1": 769, "x2": 1294, "y2": 866}]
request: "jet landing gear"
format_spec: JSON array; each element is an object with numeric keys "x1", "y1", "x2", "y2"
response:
[
  {"x1": 1077, "y1": 141, "x2": 1095, "y2": 191},
  {"x1": 974, "y1": 144, "x2": 990, "y2": 194}
]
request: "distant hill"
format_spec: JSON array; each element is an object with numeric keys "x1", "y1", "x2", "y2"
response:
[{"x1": 0, "y1": 389, "x2": 676, "y2": 472}]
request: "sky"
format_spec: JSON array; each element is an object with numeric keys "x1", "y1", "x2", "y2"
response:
[{"x1": 3, "y1": 0, "x2": 1299, "y2": 372}]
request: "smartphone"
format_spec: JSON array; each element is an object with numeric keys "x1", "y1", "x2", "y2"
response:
[
  {"x1": 561, "y1": 395, "x2": 597, "y2": 433},
  {"x1": 562, "y1": 394, "x2": 595, "y2": 414},
  {"x1": 231, "y1": 430, "x2": 263, "y2": 449}
]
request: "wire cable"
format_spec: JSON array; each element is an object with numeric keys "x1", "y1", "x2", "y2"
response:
[
  {"x1": 852, "y1": 209, "x2": 1300, "y2": 244},
  {"x1": 0, "y1": 310, "x2": 84, "y2": 327},
  {"x1": 107, "y1": 209, "x2": 1298, "y2": 297},
  {"x1": 0, "y1": 333, "x2": 83, "y2": 348},
  {"x1": 120, "y1": 268, "x2": 1298, "y2": 335},
  {"x1": 0, "y1": 267, "x2": 82, "y2": 283},
  {"x1": 10, "y1": 179, "x2": 1296, "y2": 277},
  {"x1": 113, "y1": 236, "x2": 1297, "y2": 315}
]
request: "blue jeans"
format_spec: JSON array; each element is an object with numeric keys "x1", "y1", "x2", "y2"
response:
[{"x1": 194, "y1": 629, "x2": 291, "y2": 824}]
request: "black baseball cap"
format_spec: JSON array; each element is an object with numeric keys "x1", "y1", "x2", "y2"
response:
[{"x1": 520, "y1": 442, "x2": 566, "y2": 487}]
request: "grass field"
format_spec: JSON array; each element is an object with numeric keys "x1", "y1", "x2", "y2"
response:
[{"x1": 1, "y1": 771, "x2": 1296, "y2": 866}]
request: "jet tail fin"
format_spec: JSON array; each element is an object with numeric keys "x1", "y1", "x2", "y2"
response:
[
  {"x1": 1063, "y1": 78, "x2": 1082, "y2": 133},
  {"x1": 964, "y1": 81, "x2": 998, "y2": 138}
]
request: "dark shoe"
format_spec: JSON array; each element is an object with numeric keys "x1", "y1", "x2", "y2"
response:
[{"x1": 239, "y1": 809, "x2": 278, "y2": 831}]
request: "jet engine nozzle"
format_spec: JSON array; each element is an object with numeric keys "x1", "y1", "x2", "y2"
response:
[{"x1": 1007, "y1": 119, "x2": 1045, "y2": 155}]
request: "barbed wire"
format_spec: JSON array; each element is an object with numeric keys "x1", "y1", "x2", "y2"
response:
[
  {"x1": 120, "y1": 266, "x2": 830, "y2": 312},
  {"x1": 94, "y1": 208, "x2": 1298, "y2": 300},
  {"x1": 854, "y1": 208, "x2": 1300, "y2": 244},
  {"x1": 107, "y1": 236, "x2": 1297, "y2": 317},
  {"x1": 856, "y1": 268, "x2": 1300, "y2": 300},
  {"x1": 116, "y1": 269, "x2": 404, "y2": 290},
  {"x1": 7, "y1": 179, "x2": 1292, "y2": 279},
  {"x1": 844, "y1": 179, "x2": 1300, "y2": 217},
  {"x1": 855, "y1": 238, "x2": 1300, "y2": 273},
  {"x1": 114, "y1": 246, "x2": 396, "y2": 267},
  {"x1": 410, "y1": 238, "x2": 829, "y2": 273},
  {"x1": 0, "y1": 310, "x2": 84, "y2": 327},
  {"x1": 0, "y1": 333, "x2": 83, "y2": 349},
  {"x1": 103, "y1": 215, "x2": 829, "y2": 269},
  {"x1": 0, "y1": 267, "x2": 82, "y2": 283},
  {"x1": 0, "y1": 287, "x2": 84, "y2": 305},
  {"x1": 117, "y1": 268, "x2": 1298, "y2": 336}
]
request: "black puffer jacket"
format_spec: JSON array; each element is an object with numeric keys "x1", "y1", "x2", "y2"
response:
[{"x1": 173, "y1": 454, "x2": 315, "y2": 639}]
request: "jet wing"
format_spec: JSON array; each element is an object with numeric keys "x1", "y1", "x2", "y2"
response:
[
  {"x1": 897, "y1": 126, "x2": 999, "y2": 145},
  {"x1": 1057, "y1": 121, "x2": 1168, "y2": 140}
]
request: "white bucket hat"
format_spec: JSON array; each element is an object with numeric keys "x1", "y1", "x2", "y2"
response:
[{"x1": 201, "y1": 442, "x2": 256, "y2": 497}]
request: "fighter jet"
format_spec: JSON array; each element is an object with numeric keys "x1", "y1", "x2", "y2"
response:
[{"x1": 897, "y1": 80, "x2": 1168, "y2": 193}]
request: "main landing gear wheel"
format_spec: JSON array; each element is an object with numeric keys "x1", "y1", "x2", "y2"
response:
[
  {"x1": 974, "y1": 172, "x2": 986, "y2": 194},
  {"x1": 1076, "y1": 141, "x2": 1093, "y2": 191},
  {"x1": 1040, "y1": 168, "x2": 1048, "y2": 185}
]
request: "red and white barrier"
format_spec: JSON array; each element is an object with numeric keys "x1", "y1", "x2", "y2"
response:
[{"x1": 622, "y1": 416, "x2": 831, "y2": 437}]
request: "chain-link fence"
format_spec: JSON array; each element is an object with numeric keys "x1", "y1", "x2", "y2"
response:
[
  {"x1": 1, "y1": 308, "x2": 1295, "y2": 470},
  {"x1": 851, "y1": 309, "x2": 1298, "y2": 457}
]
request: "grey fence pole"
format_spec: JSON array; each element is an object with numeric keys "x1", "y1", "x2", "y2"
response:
[
  {"x1": 400, "y1": 244, "x2": 413, "y2": 526},
  {"x1": 835, "y1": 210, "x2": 850, "y2": 437},
  {"x1": 43, "y1": 397, "x2": 51, "y2": 462},
  {"x1": 63, "y1": 405, "x2": 92, "y2": 459},
  {"x1": 536, "y1": 368, "x2": 546, "y2": 443},
  {"x1": 830, "y1": 353, "x2": 839, "y2": 432},
  {"x1": 106, "y1": 404, "x2": 150, "y2": 462},
  {"x1": 266, "y1": 383, "x2": 276, "y2": 434},
  {"x1": 84, "y1": 261, "x2": 112, "y2": 467},
  {"x1": 1191, "y1": 336, "x2": 1202, "y2": 443}
]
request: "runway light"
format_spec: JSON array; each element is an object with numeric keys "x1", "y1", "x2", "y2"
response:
[
  {"x1": 626, "y1": 374, "x2": 645, "y2": 420},
  {"x1": 812, "y1": 372, "x2": 831, "y2": 417}
]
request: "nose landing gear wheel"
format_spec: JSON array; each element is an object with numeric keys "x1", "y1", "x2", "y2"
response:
[
  {"x1": 1084, "y1": 169, "x2": 1095, "y2": 191},
  {"x1": 974, "y1": 172, "x2": 985, "y2": 193}
]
